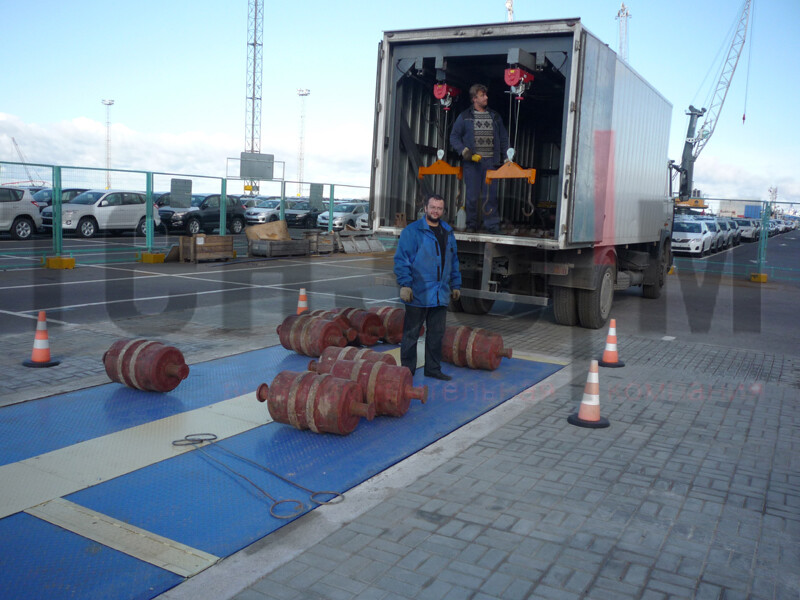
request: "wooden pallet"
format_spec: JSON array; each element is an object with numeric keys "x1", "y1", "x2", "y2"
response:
[
  {"x1": 249, "y1": 239, "x2": 310, "y2": 258},
  {"x1": 179, "y1": 234, "x2": 235, "y2": 262}
]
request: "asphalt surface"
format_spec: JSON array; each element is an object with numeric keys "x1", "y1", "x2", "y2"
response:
[{"x1": 1, "y1": 229, "x2": 798, "y2": 599}]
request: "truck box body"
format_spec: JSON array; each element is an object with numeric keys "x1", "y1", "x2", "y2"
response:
[{"x1": 370, "y1": 19, "x2": 674, "y2": 327}]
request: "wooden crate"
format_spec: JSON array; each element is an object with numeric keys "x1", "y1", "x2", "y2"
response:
[
  {"x1": 249, "y1": 239, "x2": 310, "y2": 258},
  {"x1": 179, "y1": 234, "x2": 235, "y2": 262}
]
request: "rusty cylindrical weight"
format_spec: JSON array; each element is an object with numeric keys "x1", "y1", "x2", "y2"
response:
[
  {"x1": 308, "y1": 358, "x2": 426, "y2": 417},
  {"x1": 103, "y1": 339, "x2": 190, "y2": 392},
  {"x1": 368, "y1": 306, "x2": 424, "y2": 344},
  {"x1": 307, "y1": 310, "x2": 358, "y2": 342},
  {"x1": 310, "y1": 346, "x2": 397, "y2": 374},
  {"x1": 442, "y1": 326, "x2": 513, "y2": 371},
  {"x1": 276, "y1": 314, "x2": 348, "y2": 357},
  {"x1": 334, "y1": 308, "x2": 386, "y2": 346},
  {"x1": 256, "y1": 371, "x2": 374, "y2": 435}
]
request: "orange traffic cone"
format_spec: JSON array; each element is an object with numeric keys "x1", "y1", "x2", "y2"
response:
[
  {"x1": 598, "y1": 318, "x2": 624, "y2": 368},
  {"x1": 296, "y1": 288, "x2": 309, "y2": 314},
  {"x1": 567, "y1": 360, "x2": 609, "y2": 428},
  {"x1": 23, "y1": 311, "x2": 60, "y2": 368}
]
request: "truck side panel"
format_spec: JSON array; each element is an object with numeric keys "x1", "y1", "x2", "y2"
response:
[{"x1": 568, "y1": 32, "x2": 672, "y2": 246}]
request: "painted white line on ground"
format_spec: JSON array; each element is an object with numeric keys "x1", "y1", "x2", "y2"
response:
[
  {"x1": 0, "y1": 391, "x2": 268, "y2": 520},
  {"x1": 26, "y1": 498, "x2": 219, "y2": 577},
  {"x1": 0, "y1": 308, "x2": 72, "y2": 326}
]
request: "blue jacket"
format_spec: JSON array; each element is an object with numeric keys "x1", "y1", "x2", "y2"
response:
[
  {"x1": 394, "y1": 218, "x2": 461, "y2": 307},
  {"x1": 449, "y1": 107, "x2": 510, "y2": 166}
]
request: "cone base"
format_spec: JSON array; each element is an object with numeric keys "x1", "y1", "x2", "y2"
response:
[
  {"x1": 598, "y1": 359, "x2": 624, "y2": 368},
  {"x1": 567, "y1": 413, "x2": 610, "y2": 428},
  {"x1": 23, "y1": 358, "x2": 61, "y2": 368}
]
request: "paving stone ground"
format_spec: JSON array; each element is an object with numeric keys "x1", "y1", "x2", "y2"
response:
[{"x1": 3, "y1": 256, "x2": 798, "y2": 600}]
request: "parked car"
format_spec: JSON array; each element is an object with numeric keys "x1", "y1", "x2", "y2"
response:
[
  {"x1": 316, "y1": 202, "x2": 368, "y2": 231},
  {"x1": 715, "y1": 219, "x2": 734, "y2": 249},
  {"x1": 40, "y1": 189, "x2": 160, "y2": 238},
  {"x1": 724, "y1": 218, "x2": 742, "y2": 245},
  {"x1": 159, "y1": 193, "x2": 246, "y2": 235},
  {"x1": 244, "y1": 197, "x2": 295, "y2": 225},
  {"x1": 733, "y1": 218, "x2": 759, "y2": 242},
  {"x1": 31, "y1": 188, "x2": 90, "y2": 211},
  {"x1": 671, "y1": 220, "x2": 713, "y2": 256},
  {"x1": 0, "y1": 186, "x2": 43, "y2": 240},
  {"x1": 696, "y1": 218, "x2": 724, "y2": 251},
  {"x1": 355, "y1": 212, "x2": 371, "y2": 231},
  {"x1": 283, "y1": 199, "x2": 321, "y2": 228},
  {"x1": 240, "y1": 196, "x2": 260, "y2": 209}
]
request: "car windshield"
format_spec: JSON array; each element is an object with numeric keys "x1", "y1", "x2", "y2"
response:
[
  {"x1": 191, "y1": 195, "x2": 209, "y2": 207},
  {"x1": 70, "y1": 191, "x2": 107, "y2": 205},
  {"x1": 292, "y1": 201, "x2": 310, "y2": 210},
  {"x1": 674, "y1": 222, "x2": 701, "y2": 233},
  {"x1": 256, "y1": 200, "x2": 280, "y2": 209},
  {"x1": 336, "y1": 204, "x2": 360, "y2": 212},
  {"x1": 33, "y1": 189, "x2": 53, "y2": 202}
]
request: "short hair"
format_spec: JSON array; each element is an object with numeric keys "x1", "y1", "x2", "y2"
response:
[
  {"x1": 425, "y1": 194, "x2": 445, "y2": 207},
  {"x1": 469, "y1": 83, "x2": 488, "y2": 99}
]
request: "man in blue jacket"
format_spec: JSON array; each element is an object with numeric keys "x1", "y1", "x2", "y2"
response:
[
  {"x1": 449, "y1": 83, "x2": 509, "y2": 233},
  {"x1": 394, "y1": 194, "x2": 462, "y2": 380}
]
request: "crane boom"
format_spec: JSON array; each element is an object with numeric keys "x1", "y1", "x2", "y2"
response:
[
  {"x1": 11, "y1": 137, "x2": 36, "y2": 184},
  {"x1": 674, "y1": 0, "x2": 752, "y2": 204},
  {"x1": 693, "y1": 0, "x2": 751, "y2": 160}
]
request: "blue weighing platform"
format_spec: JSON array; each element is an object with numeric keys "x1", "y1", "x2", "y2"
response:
[{"x1": 0, "y1": 344, "x2": 561, "y2": 600}]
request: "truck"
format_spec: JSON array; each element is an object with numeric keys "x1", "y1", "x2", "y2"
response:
[{"x1": 369, "y1": 18, "x2": 674, "y2": 328}]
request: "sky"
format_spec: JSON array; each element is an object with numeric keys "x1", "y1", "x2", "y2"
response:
[{"x1": 1, "y1": 0, "x2": 798, "y2": 206}]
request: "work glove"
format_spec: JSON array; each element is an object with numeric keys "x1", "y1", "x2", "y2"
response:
[
  {"x1": 450, "y1": 289, "x2": 461, "y2": 301},
  {"x1": 461, "y1": 148, "x2": 473, "y2": 161},
  {"x1": 471, "y1": 153, "x2": 482, "y2": 162},
  {"x1": 400, "y1": 287, "x2": 413, "y2": 303}
]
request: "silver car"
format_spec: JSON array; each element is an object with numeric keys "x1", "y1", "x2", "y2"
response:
[
  {"x1": 41, "y1": 189, "x2": 161, "y2": 238},
  {"x1": 244, "y1": 198, "x2": 296, "y2": 225},
  {"x1": 672, "y1": 220, "x2": 713, "y2": 256},
  {"x1": 317, "y1": 202, "x2": 367, "y2": 231},
  {"x1": 0, "y1": 186, "x2": 43, "y2": 240}
]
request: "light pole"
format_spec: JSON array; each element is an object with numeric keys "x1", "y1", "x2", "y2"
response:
[{"x1": 101, "y1": 99, "x2": 114, "y2": 189}]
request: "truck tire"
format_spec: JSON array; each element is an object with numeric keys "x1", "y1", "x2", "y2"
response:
[
  {"x1": 447, "y1": 296, "x2": 464, "y2": 312},
  {"x1": 577, "y1": 264, "x2": 614, "y2": 329},
  {"x1": 460, "y1": 295, "x2": 494, "y2": 315},
  {"x1": 552, "y1": 286, "x2": 578, "y2": 326},
  {"x1": 643, "y1": 241, "x2": 671, "y2": 299}
]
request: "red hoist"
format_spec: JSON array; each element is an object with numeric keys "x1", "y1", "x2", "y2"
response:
[
  {"x1": 484, "y1": 62, "x2": 537, "y2": 217},
  {"x1": 417, "y1": 83, "x2": 463, "y2": 180}
]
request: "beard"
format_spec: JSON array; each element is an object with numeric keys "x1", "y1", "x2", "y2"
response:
[{"x1": 427, "y1": 215, "x2": 440, "y2": 224}]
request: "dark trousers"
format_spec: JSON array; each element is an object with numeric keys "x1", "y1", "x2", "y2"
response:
[
  {"x1": 400, "y1": 305, "x2": 447, "y2": 375},
  {"x1": 463, "y1": 157, "x2": 499, "y2": 230}
]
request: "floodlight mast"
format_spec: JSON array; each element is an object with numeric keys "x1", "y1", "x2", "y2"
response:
[
  {"x1": 245, "y1": 0, "x2": 264, "y2": 195},
  {"x1": 101, "y1": 99, "x2": 114, "y2": 189},
  {"x1": 297, "y1": 89, "x2": 310, "y2": 196}
]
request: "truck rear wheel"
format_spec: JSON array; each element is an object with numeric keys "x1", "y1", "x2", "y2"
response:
[
  {"x1": 577, "y1": 265, "x2": 614, "y2": 329},
  {"x1": 552, "y1": 286, "x2": 578, "y2": 326},
  {"x1": 643, "y1": 241, "x2": 671, "y2": 299},
  {"x1": 461, "y1": 295, "x2": 494, "y2": 315}
]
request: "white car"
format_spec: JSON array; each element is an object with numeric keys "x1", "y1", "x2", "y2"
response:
[
  {"x1": 0, "y1": 186, "x2": 43, "y2": 240},
  {"x1": 733, "y1": 218, "x2": 759, "y2": 242},
  {"x1": 672, "y1": 220, "x2": 713, "y2": 256},
  {"x1": 244, "y1": 197, "x2": 296, "y2": 225},
  {"x1": 41, "y1": 189, "x2": 161, "y2": 238},
  {"x1": 316, "y1": 202, "x2": 367, "y2": 231}
]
